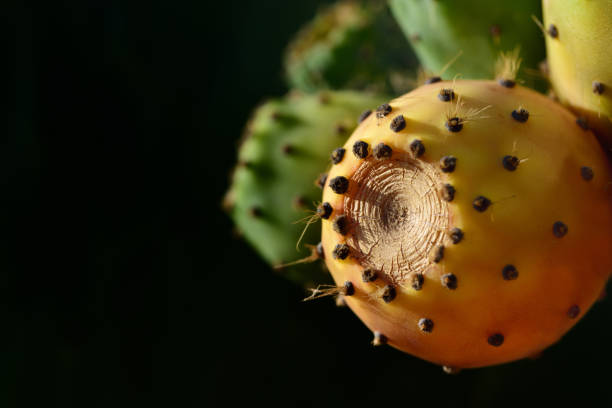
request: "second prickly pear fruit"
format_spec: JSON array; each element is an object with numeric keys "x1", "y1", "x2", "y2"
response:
[{"x1": 543, "y1": 0, "x2": 612, "y2": 150}]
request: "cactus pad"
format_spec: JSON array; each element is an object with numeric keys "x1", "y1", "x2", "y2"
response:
[
  {"x1": 284, "y1": 0, "x2": 417, "y2": 94},
  {"x1": 389, "y1": 0, "x2": 545, "y2": 86}
]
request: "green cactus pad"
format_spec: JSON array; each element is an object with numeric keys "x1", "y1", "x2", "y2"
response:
[
  {"x1": 389, "y1": 0, "x2": 545, "y2": 86},
  {"x1": 225, "y1": 90, "x2": 387, "y2": 287},
  {"x1": 284, "y1": 0, "x2": 417, "y2": 94}
]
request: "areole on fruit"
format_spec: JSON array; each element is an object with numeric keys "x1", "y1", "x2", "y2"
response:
[{"x1": 320, "y1": 80, "x2": 612, "y2": 369}]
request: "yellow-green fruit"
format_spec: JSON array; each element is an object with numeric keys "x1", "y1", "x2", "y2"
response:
[
  {"x1": 543, "y1": 0, "x2": 612, "y2": 150},
  {"x1": 321, "y1": 80, "x2": 612, "y2": 368}
]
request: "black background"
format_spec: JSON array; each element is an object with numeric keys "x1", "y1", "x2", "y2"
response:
[{"x1": 10, "y1": 1, "x2": 612, "y2": 407}]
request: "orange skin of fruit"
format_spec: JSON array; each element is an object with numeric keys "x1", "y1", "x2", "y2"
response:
[
  {"x1": 543, "y1": 0, "x2": 612, "y2": 151},
  {"x1": 321, "y1": 80, "x2": 612, "y2": 368}
]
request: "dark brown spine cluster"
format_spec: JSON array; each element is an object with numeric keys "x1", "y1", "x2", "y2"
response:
[
  {"x1": 472, "y1": 196, "x2": 491, "y2": 212},
  {"x1": 498, "y1": 79, "x2": 516, "y2": 88},
  {"x1": 331, "y1": 147, "x2": 346, "y2": 164},
  {"x1": 410, "y1": 140, "x2": 425, "y2": 158},
  {"x1": 411, "y1": 274, "x2": 424, "y2": 290},
  {"x1": 333, "y1": 215, "x2": 348, "y2": 235},
  {"x1": 487, "y1": 333, "x2": 504, "y2": 347},
  {"x1": 445, "y1": 117, "x2": 463, "y2": 132},
  {"x1": 581, "y1": 166, "x2": 594, "y2": 181},
  {"x1": 353, "y1": 141, "x2": 369, "y2": 159},
  {"x1": 332, "y1": 244, "x2": 350, "y2": 260},
  {"x1": 418, "y1": 318, "x2": 434, "y2": 333},
  {"x1": 502, "y1": 155, "x2": 520, "y2": 171},
  {"x1": 440, "y1": 184, "x2": 455, "y2": 202},
  {"x1": 376, "y1": 103, "x2": 392, "y2": 118},
  {"x1": 382, "y1": 285, "x2": 397, "y2": 303},
  {"x1": 358, "y1": 109, "x2": 372, "y2": 123},
  {"x1": 449, "y1": 227, "x2": 463, "y2": 244},
  {"x1": 511, "y1": 108, "x2": 529, "y2": 123},
  {"x1": 362, "y1": 269, "x2": 378, "y2": 282},
  {"x1": 441, "y1": 273, "x2": 457, "y2": 290},
  {"x1": 329, "y1": 176, "x2": 349, "y2": 194},
  {"x1": 373, "y1": 143, "x2": 392, "y2": 159},
  {"x1": 390, "y1": 115, "x2": 406, "y2": 132},
  {"x1": 425, "y1": 76, "x2": 442, "y2": 84},
  {"x1": 317, "y1": 202, "x2": 333, "y2": 219},
  {"x1": 502, "y1": 264, "x2": 518, "y2": 280},
  {"x1": 440, "y1": 156, "x2": 456, "y2": 173},
  {"x1": 593, "y1": 81, "x2": 605, "y2": 95},
  {"x1": 552, "y1": 221, "x2": 568, "y2": 238},
  {"x1": 438, "y1": 88, "x2": 455, "y2": 102}
]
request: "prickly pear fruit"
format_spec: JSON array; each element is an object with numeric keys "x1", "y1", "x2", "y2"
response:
[
  {"x1": 389, "y1": 0, "x2": 545, "y2": 86},
  {"x1": 284, "y1": 0, "x2": 417, "y2": 94},
  {"x1": 319, "y1": 80, "x2": 612, "y2": 368},
  {"x1": 542, "y1": 0, "x2": 612, "y2": 150},
  {"x1": 225, "y1": 90, "x2": 387, "y2": 287}
]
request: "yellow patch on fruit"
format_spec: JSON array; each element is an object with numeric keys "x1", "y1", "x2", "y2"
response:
[{"x1": 543, "y1": 0, "x2": 612, "y2": 150}]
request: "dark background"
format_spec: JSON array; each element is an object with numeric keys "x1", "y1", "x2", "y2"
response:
[{"x1": 10, "y1": 1, "x2": 612, "y2": 407}]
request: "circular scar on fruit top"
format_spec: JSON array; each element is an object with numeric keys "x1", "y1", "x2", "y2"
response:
[{"x1": 344, "y1": 154, "x2": 449, "y2": 284}]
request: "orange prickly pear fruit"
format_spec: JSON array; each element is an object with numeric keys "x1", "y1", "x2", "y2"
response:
[
  {"x1": 542, "y1": 0, "x2": 612, "y2": 150},
  {"x1": 319, "y1": 79, "x2": 612, "y2": 369}
]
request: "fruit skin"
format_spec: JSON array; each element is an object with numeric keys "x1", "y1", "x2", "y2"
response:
[
  {"x1": 389, "y1": 0, "x2": 545, "y2": 85},
  {"x1": 225, "y1": 90, "x2": 387, "y2": 287},
  {"x1": 543, "y1": 0, "x2": 612, "y2": 151},
  {"x1": 321, "y1": 80, "x2": 612, "y2": 368},
  {"x1": 284, "y1": 0, "x2": 417, "y2": 94}
]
